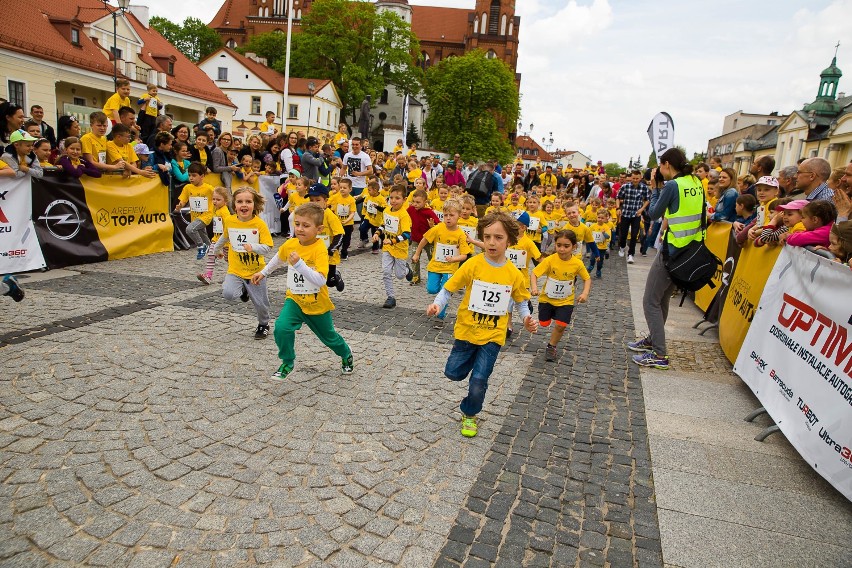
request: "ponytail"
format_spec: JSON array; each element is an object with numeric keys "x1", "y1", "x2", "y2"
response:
[{"x1": 659, "y1": 148, "x2": 693, "y2": 177}]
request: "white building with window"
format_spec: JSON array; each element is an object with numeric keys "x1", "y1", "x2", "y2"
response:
[{"x1": 199, "y1": 48, "x2": 341, "y2": 143}]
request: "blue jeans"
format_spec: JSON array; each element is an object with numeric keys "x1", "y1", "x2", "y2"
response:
[
  {"x1": 445, "y1": 340, "x2": 501, "y2": 417},
  {"x1": 642, "y1": 220, "x2": 662, "y2": 254},
  {"x1": 426, "y1": 271, "x2": 451, "y2": 319},
  {"x1": 587, "y1": 245, "x2": 605, "y2": 268}
]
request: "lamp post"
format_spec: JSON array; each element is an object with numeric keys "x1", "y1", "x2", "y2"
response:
[
  {"x1": 104, "y1": 0, "x2": 130, "y2": 87},
  {"x1": 306, "y1": 81, "x2": 315, "y2": 136},
  {"x1": 281, "y1": 0, "x2": 294, "y2": 134}
]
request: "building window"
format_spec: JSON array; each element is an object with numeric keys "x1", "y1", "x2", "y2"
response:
[
  {"x1": 226, "y1": 39, "x2": 237, "y2": 48},
  {"x1": 327, "y1": 110, "x2": 331, "y2": 125},
  {"x1": 73, "y1": 97, "x2": 86, "y2": 106},
  {"x1": 288, "y1": 104, "x2": 298, "y2": 119},
  {"x1": 110, "y1": 46, "x2": 123, "y2": 60},
  {"x1": 168, "y1": 61, "x2": 175, "y2": 75},
  {"x1": 380, "y1": 89, "x2": 389, "y2": 104},
  {"x1": 7, "y1": 80, "x2": 24, "y2": 108},
  {"x1": 71, "y1": 28, "x2": 80, "y2": 45},
  {"x1": 251, "y1": 96, "x2": 261, "y2": 115},
  {"x1": 217, "y1": 67, "x2": 228, "y2": 81},
  {"x1": 486, "y1": 50, "x2": 497, "y2": 59},
  {"x1": 316, "y1": 107, "x2": 320, "y2": 124},
  {"x1": 489, "y1": 0, "x2": 500, "y2": 34}
]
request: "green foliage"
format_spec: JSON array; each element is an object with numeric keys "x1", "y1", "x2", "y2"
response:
[
  {"x1": 422, "y1": 50, "x2": 519, "y2": 163},
  {"x1": 237, "y1": 32, "x2": 289, "y2": 68},
  {"x1": 690, "y1": 151, "x2": 707, "y2": 166},
  {"x1": 290, "y1": 0, "x2": 422, "y2": 122},
  {"x1": 150, "y1": 16, "x2": 222, "y2": 62},
  {"x1": 603, "y1": 162, "x2": 626, "y2": 177},
  {"x1": 406, "y1": 122, "x2": 420, "y2": 147},
  {"x1": 646, "y1": 153, "x2": 657, "y2": 168}
]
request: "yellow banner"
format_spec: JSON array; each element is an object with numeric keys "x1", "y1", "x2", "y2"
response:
[
  {"x1": 84, "y1": 176, "x2": 174, "y2": 260},
  {"x1": 694, "y1": 222, "x2": 733, "y2": 311},
  {"x1": 718, "y1": 241, "x2": 782, "y2": 363}
]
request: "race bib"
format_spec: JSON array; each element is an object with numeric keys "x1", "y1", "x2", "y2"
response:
[
  {"x1": 97, "y1": 151, "x2": 107, "y2": 164},
  {"x1": 212, "y1": 216, "x2": 223, "y2": 234},
  {"x1": 435, "y1": 243, "x2": 458, "y2": 263},
  {"x1": 336, "y1": 204, "x2": 350, "y2": 218},
  {"x1": 319, "y1": 234, "x2": 331, "y2": 249},
  {"x1": 287, "y1": 268, "x2": 321, "y2": 295},
  {"x1": 506, "y1": 248, "x2": 528, "y2": 270},
  {"x1": 384, "y1": 215, "x2": 400, "y2": 235},
  {"x1": 189, "y1": 196, "x2": 209, "y2": 213},
  {"x1": 366, "y1": 202, "x2": 378, "y2": 215},
  {"x1": 556, "y1": 220, "x2": 568, "y2": 229},
  {"x1": 435, "y1": 211, "x2": 444, "y2": 223},
  {"x1": 229, "y1": 228, "x2": 259, "y2": 252},
  {"x1": 544, "y1": 277, "x2": 573, "y2": 300},
  {"x1": 468, "y1": 280, "x2": 512, "y2": 316},
  {"x1": 546, "y1": 221, "x2": 556, "y2": 232},
  {"x1": 527, "y1": 216, "x2": 540, "y2": 231},
  {"x1": 461, "y1": 226, "x2": 478, "y2": 242},
  {"x1": 756, "y1": 205, "x2": 766, "y2": 228},
  {"x1": 593, "y1": 231, "x2": 605, "y2": 244}
]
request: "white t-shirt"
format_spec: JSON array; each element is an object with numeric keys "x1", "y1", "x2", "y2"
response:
[{"x1": 342, "y1": 151, "x2": 372, "y2": 189}]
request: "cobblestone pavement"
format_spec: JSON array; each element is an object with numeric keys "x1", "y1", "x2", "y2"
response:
[{"x1": 0, "y1": 242, "x2": 662, "y2": 567}]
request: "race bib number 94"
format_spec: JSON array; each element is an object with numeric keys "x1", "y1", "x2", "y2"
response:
[
  {"x1": 468, "y1": 280, "x2": 512, "y2": 316},
  {"x1": 229, "y1": 228, "x2": 259, "y2": 252},
  {"x1": 506, "y1": 248, "x2": 528, "y2": 270}
]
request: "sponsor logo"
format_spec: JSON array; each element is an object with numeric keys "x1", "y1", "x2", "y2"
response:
[
  {"x1": 795, "y1": 397, "x2": 819, "y2": 429},
  {"x1": 769, "y1": 369, "x2": 793, "y2": 400},
  {"x1": 818, "y1": 427, "x2": 852, "y2": 468},
  {"x1": 750, "y1": 351, "x2": 767, "y2": 373},
  {"x1": 99, "y1": 206, "x2": 167, "y2": 227},
  {"x1": 38, "y1": 199, "x2": 83, "y2": 241},
  {"x1": 0, "y1": 249, "x2": 28, "y2": 258},
  {"x1": 96, "y1": 208, "x2": 110, "y2": 227}
]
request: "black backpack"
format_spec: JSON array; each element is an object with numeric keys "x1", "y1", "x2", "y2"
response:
[{"x1": 661, "y1": 206, "x2": 721, "y2": 301}]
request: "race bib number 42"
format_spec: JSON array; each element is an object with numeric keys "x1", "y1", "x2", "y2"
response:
[
  {"x1": 229, "y1": 228, "x2": 259, "y2": 252},
  {"x1": 468, "y1": 280, "x2": 512, "y2": 316}
]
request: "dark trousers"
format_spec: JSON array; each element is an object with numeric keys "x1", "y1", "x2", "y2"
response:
[
  {"x1": 341, "y1": 225, "x2": 354, "y2": 259},
  {"x1": 619, "y1": 216, "x2": 642, "y2": 256}
]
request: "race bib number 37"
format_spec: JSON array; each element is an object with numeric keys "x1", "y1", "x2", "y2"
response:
[{"x1": 468, "y1": 280, "x2": 512, "y2": 316}]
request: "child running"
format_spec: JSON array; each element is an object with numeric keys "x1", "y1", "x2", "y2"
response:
[
  {"x1": 412, "y1": 198, "x2": 473, "y2": 328},
  {"x1": 212, "y1": 187, "x2": 274, "y2": 339},
  {"x1": 427, "y1": 211, "x2": 537, "y2": 437},
  {"x1": 374, "y1": 184, "x2": 414, "y2": 308},
  {"x1": 328, "y1": 178, "x2": 357, "y2": 260},
  {"x1": 198, "y1": 186, "x2": 232, "y2": 285},
  {"x1": 586, "y1": 209, "x2": 612, "y2": 278},
  {"x1": 307, "y1": 183, "x2": 346, "y2": 292},
  {"x1": 251, "y1": 203, "x2": 353, "y2": 380},
  {"x1": 531, "y1": 229, "x2": 591, "y2": 362},
  {"x1": 174, "y1": 162, "x2": 215, "y2": 259}
]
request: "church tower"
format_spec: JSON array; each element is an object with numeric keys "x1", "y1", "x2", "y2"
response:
[
  {"x1": 467, "y1": 0, "x2": 520, "y2": 80},
  {"x1": 804, "y1": 52, "x2": 843, "y2": 116}
]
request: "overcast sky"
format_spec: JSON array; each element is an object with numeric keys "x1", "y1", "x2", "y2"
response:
[{"x1": 141, "y1": 0, "x2": 851, "y2": 166}]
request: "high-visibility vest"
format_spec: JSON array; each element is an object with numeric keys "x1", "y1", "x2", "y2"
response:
[{"x1": 665, "y1": 175, "x2": 705, "y2": 248}]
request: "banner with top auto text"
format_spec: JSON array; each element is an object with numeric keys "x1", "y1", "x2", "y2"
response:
[
  {"x1": 733, "y1": 246, "x2": 852, "y2": 502},
  {"x1": 0, "y1": 177, "x2": 46, "y2": 273}
]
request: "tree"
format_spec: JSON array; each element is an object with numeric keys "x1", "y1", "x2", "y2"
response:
[
  {"x1": 690, "y1": 151, "x2": 707, "y2": 166},
  {"x1": 406, "y1": 122, "x2": 420, "y2": 147},
  {"x1": 422, "y1": 50, "x2": 519, "y2": 163},
  {"x1": 646, "y1": 153, "x2": 657, "y2": 168},
  {"x1": 150, "y1": 17, "x2": 223, "y2": 62},
  {"x1": 237, "y1": 31, "x2": 289, "y2": 68},
  {"x1": 603, "y1": 163, "x2": 626, "y2": 177},
  {"x1": 289, "y1": 0, "x2": 422, "y2": 124}
]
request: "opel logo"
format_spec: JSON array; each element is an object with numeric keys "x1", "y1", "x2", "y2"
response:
[{"x1": 38, "y1": 199, "x2": 84, "y2": 241}]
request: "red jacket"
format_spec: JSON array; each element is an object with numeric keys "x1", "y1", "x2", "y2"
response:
[{"x1": 408, "y1": 205, "x2": 440, "y2": 242}]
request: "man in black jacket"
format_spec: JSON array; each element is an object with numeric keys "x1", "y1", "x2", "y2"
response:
[{"x1": 30, "y1": 105, "x2": 56, "y2": 149}]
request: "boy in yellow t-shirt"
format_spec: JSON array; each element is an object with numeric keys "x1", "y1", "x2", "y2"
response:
[
  {"x1": 307, "y1": 183, "x2": 346, "y2": 292},
  {"x1": 374, "y1": 184, "x2": 413, "y2": 309},
  {"x1": 327, "y1": 178, "x2": 357, "y2": 260},
  {"x1": 524, "y1": 196, "x2": 547, "y2": 249},
  {"x1": 412, "y1": 198, "x2": 473, "y2": 326},
  {"x1": 103, "y1": 79, "x2": 132, "y2": 125},
  {"x1": 458, "y1": 194, "x2": 483, "y2": 249},
  {"x1": 532, "y1": 229, "x2": 591, "y2": 362},
  {"x1": 252, "y1": 202, "x2": 353, "y2": 380},
  {"x1": 81, "y1": 111, "x2": 122, "y2": 173},
  {"x1": 586, "y1": 209, "x2": 612, "y2": 278},
  {"x1": 259, "y1": 111, "x2": 278, "y2": 135},
  {"x1": 106, "y1": 124, "x2": 156, "y2": 178},
  {"x1": 175, "y1": 162, "x2": 216, "y2": 259},
  {"x1": 562, "y1": 203, "x2": 595, "y2": 259},
  {"x1": 356, "y1": 180, "x2": 386, "y2": 253},
  {"x1": 430, "y1": 186, "x2": 450, "y2": 223},
  {"x1": 426, "y1": 211, "x2": 537, "y2": 438}
]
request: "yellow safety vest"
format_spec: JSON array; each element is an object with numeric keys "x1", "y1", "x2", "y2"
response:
[{"x1": 666, "y1": 175, "x2": 705, "y2": 248}]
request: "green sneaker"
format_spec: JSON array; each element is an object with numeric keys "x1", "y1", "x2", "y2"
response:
[
  {"x1": 341, "y1": 354, "x2": 354, "y2": 375},
  {"x1": 461, "y1": 415, "x2": 478, "y2": 438},
  {"x1": 271, "y1": 363, "x2": 293, "y2": 380}
]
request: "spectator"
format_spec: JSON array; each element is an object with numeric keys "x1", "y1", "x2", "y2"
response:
[
  {"x1": 786, "y1": 200, "x2": 836, "y2": 248},
  {"x1": 746, "y1": 155, "x2": 776, "y2": 197},
  {"x1": 340, "y1": 136, "x2": 373, "y2": 201},
  {"x1": 616, "y1": 169, "x2": 651, "y2": 263},
  {"x1": 465, "y1": 162, "x2": 500, "y2": 216},
  {"x1": 712, "y1": 167, "x2": 739, "y2": 222},
  {"x1": 796, "y1": 157, "x2": 833, "y2": 202},
  {"x1": 150, "y1": 131, "x2": 174, "y2": 186},
  {"x1": 522, "y1": 167, "x2": 539, "y2": 191},
  {"x1": 239, "y1": 134, "x2": 263, "y2": 163},
  {"x1": 29, "y1": 105, "x2": 56, "y2": 148},
  {"x1": 146, "y1": 114, "x2": 173, "y2": 150},
  {"x1": 115, "y1": 106, "x2": 140, "y2": 141},
  {"x1": 136, "y1": 84, "x2": 163, "y2": 142},
  {"x1": 210, "y1": 132, "x2": 237, "y2": 188},
  {"x1": 827, "y1": 167, "x2": 845, "y2": 191},
  {"x1": 777, "y1": 165, "x2": 798, "y2": 197},
  {"x1": 197, "y1": 107, "x2": 221, "y2": 137},
  {"x1": 279, "y1": 131, "x2": 301, "y2": 173},
  {"x1": 300, "y1": 136, "x2": 326, "y2": 182},
  {"x1": 171, "y1": 124, "x2": 190, "y2": 145},
  {"x1": 443, "y1": 161, "x2": 465, "y2": 187},
  {"x1": 0, "y1": 102, "x2": 25, "y2": 152},
  {"x1": 0, "y1": 130, "x2": 43, "y2": 178},
  {"x1": 737, "y1": 173, "x2": 756, "y2": 193},
  {"x1": 55, "y1": 136, "x2": 100, "y2": 178}
]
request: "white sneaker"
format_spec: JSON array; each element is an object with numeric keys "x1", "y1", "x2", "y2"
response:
[
  {"x1": 618, "y1": 248, "x2": 625, "y2": 258},
  {"x1": 627, "y1": 255, "x2": 634, "y2": 264}
]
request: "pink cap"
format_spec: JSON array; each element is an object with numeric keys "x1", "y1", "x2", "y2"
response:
[
  {"x1": 776, "y1": 199, "x2": 809, "y2": 211},
  {"x1": 755, "y1": 176, "x2": 779, "y2": 188}
]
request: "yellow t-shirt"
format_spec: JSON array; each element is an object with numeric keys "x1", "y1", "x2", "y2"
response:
[
  {"x1": 564, "y1": 221, "x2": 594, "y2": 257},
  {"x1": 178, "y1": 182, "x2": 216, "y2": 224},
  {"x1": 422, "y1": 223, "x2": 473, "y2": 274},
  {"x1": 381, "y1": 206, "x2": 412, "y2": 259},
  {"x1": 533, "y1": 254, "x2": 590, "y2": 307},
  {"x1": 588, "y1": 222, "x2": 612, "y2": 250},
  {"x1": 582, "y1": 205, "x2": 598, "y2": 223},
  {"x1": 362, "y1": 193, "x2": 386, "y2": 228},
  {"x1": 222, "y1": 215, "x2": 273, "y2": 279},
  {"x1": 539, "y1": 173, "x2": 558, "y2": 188},
  {"x1": 196, "y1": 147, "x2": 208, "y2": 167},
  {"x1": 106, "y1": 141, "x2": 139, "y2": 166},
  {"x1": 287, "y1": 191, "x2": 309, "y2": 213},
  {"x1": 430, "y1": 198, "x2": 446, "y2": 221},
  {"x1": 259, "y1": 121, "x2": 277, "y2": 134},
  {"x1": 484, "y1": 206, "x2": 503, "y2": 216},
  {"x1": 333, "y1": 132, "x2": 348, "y2": 148},
  {"x1": 407, "y1": 169, "x2": 423, "y2": 184},
  {"x1": 103, "y1": 93, "x2": 131, "y2": 118},
  {"x1": 525, "y1": 210, "x2": 547, "y2": 243},
  {"x1": 140, "y1": 94, "x2": 161, "y2": 117},
  {"x1": 211, "y1": 205, "x2": 230, "y2": 242},
  {"x1": 384, "y1": 157, "x2": 397, "y2": 171},
  {"x1": 458, "y1": 215, "x2": 479, "y2": 245},
  {"x1": 276, "y1": 237, "x2": 334, "y2": 315},
  {"x1": 608, "y1": 207, "x2": 618, "y2": 222},
  {"x1": 444, "y1": 254, "x2": 531, "y2": 346},
  {"x1": 0, "y1": 158, "x2": 8, "y2": 169},
  {"x1": 789, "y1": 221, "x2": 806, "y2": 234},
  {"x1": 80, "y1": 132, "x2": 107, "y2": 163},
  {"x1": 328, "y1": 193, "x2": 357, "y2": 226},
  {"x1": 507, "y1": 203, "x2": 524, "y2": 214},
  {"x1": 506, "y1": 234, "x2": 542, "y2": 272},
  {"x1": 540, "y1": 194, "x2": 556, "y2": 205},
  {"x1": 392, "y1": 145, "x2": 403, "y2": 154},
  {"x1": 319, "y1": 208, "x2": 345, "y2": 265}
]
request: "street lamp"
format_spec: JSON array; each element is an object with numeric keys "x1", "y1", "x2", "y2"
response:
[
  {"x1": 517, "y1": 122, "x2": 534, "y2": 137},
  {"x1": 306, "y1": 81, "x2": 315, "y2": 136},
  {"x1": 104, "y1": 0, "x2": 130, "y2": 87}
]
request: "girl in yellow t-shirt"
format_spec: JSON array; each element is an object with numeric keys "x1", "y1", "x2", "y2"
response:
[{"x1": 198, "y1": 186, "x2": 233, "y2": 285}]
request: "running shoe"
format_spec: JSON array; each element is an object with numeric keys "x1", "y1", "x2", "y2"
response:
[
  {"x1": 2, "y1": 275, "x2": 24, "y2": 302},
  {"x1": 433, "y1": 317, "x2": 445, "y2": 330},
  {"x1": 461, "y1": 415, "x2": 478, "y2": 438},
  {"x1": 272, "y1": 363, "x2": 293, "y2": 380},
  {"x1": 618, "y1": 248, "x2": 625, "y2": 258},
  {"x1": 405, "y1": 265, "x2": 414, "y2": 282},
  {"x1": 632, "y1": 351, "x2": 670, "y2": 370},
  {"x1": 545, "y1": 344, "x2": 557, "y2": 362},
  {"x1": 335, "y1": 272, "x2": 345, "y2": 292},
  {"x1": 587, "y1": 263, "x2": 595, "y2": 271},
  {"x1": 254, "y1": 324, "x2": 269, "y2": 340},
  {"x1": 506, "y1": 327, "x2": 513, "y2": 340},
  {"x1": 197, "y1": 273, "x2": 212, "y2": 285},
  {"x1": 626, "y1": 336, "x2": 653, "y2": 352},
  {"x1": 382, "y1": 297, "x2": 396, "y2": 309},
  {"x1": 360, "y1": 240, "x2": 369, "y2": 248},
  {"x1": 196, "y1": 244, "x2": 209, "y2": 260},
  {"x1": 595, "y1": 270, "x2": 602, "y2": 279},
  {"x1": 627, "y1": 255, "x2": 634, "y2": 264},
  {"x1": 410, "y1": 275, "x2": 421, "y2": 286},
  {"x1": 341, "y1": 354, "x2": 354, "y2": 375},
  {"x1": 371, "y1": 249, "x2": 380, "y2": 255}
]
